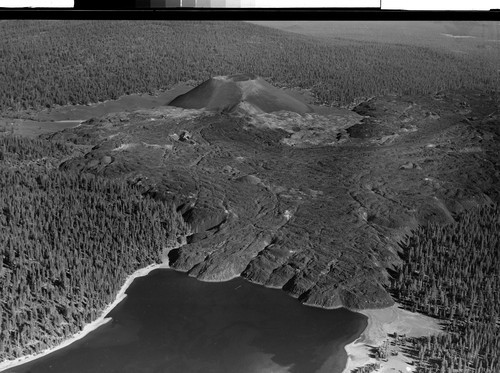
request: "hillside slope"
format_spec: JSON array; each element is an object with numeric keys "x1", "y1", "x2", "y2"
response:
[
  {"x1": 250, "y1": 21, "x2": 500, "y2": 57},
  {"x1": 169, "y1": 74, "x2": 314, "y2": 114}
]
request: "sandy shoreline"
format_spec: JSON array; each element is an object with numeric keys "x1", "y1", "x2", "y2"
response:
[
  {"x1": 0, "y1": 262, "x2": 170, "y2": 372},
  {"x1": 0, "y1": 260, "x2": 441, "y2": 373},
  {"x1": 341, "y1": 303, "x2": 442, "y2": 373}
]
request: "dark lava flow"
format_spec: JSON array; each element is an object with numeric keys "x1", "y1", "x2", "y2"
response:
[
  {"x1": 5, "y1": 270, "x2": 367, "y2": 373},
  {"x1": 49, "y1": 80, "x2": 500, "y2": 310}
]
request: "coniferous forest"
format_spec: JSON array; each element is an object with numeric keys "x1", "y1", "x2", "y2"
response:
[
  {"x1": 0, "y1": 136, "x2": 188, "y2": 361},
  {"x1": 1, "y1": 20, "x2": 499, "y2": 371},
  {"x1": 389, "y1": 205, "x2": 500, "y2": 373},
  {"x1": 0, "y1": 20, "x2": 498, "y2": 112}
]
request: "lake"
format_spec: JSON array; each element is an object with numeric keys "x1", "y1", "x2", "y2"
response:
[{"x1": 4, "y1": 269, "x2": 367, "y2": 373}]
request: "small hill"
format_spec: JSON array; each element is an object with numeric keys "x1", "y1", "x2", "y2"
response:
[{"x1": 168, "y1": 74, "x2": 314, "y2": 115}]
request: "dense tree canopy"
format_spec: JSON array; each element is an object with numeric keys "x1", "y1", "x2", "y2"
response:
[
  {"x1": 1, "y1": 20, "x2": 499, "y2": 369},
  {"x1": 0, "y1": 21, "x2": 498, "y2": 111},
  {"x1": 390, "y1": 205, "x2": 500, "y2": 373},
  {"x1": 0, "y1": 136, "x2": 188, "y2": 360}
]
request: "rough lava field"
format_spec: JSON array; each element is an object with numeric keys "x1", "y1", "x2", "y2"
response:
[{"x1": 46, "y1": 74, "x2": 500, "y2": 310}]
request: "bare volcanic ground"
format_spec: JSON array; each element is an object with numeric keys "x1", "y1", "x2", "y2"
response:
[
  {"x1": 48, "y1": 82, "x2": 500, "y2": 310},
  {"x1": 168, "y1": 74, "x2": 315, "y2": 115}
]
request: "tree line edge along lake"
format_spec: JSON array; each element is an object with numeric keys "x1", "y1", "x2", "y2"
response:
[{"x1": 3, "y1": 269, "x2": 367, "y2": 373}]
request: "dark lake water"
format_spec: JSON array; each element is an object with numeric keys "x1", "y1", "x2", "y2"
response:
[{"x1": 5, "y1": 269, "x2": 367, "y2": 373}]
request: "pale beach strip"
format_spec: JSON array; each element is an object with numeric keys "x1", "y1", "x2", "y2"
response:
[
  {"x1": 342, "y1": 303, "x2": 442, "y2": 373},
  {"x1": 0, "y1": 262, "x2": 169, "y2": 372},
  {"x1": 53, "y1": 120, "x2": 86, "y2": 123}
]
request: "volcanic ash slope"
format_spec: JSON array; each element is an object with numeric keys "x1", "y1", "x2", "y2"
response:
[{"x1": 168, "y1": 73, "x2": 314, "y2": 115}]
